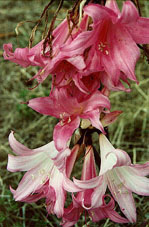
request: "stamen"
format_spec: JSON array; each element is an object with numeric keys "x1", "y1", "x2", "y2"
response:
[
  {"x1": 98, "y1": 42, "x2": 109, "y2": 56},
  {"x1": 39, "y1": 169, "x2": 45, "y2": 175},
  {"x1": 67, "y1": 116, "x2": 71, "y2": 123},
  {"x1": 105, "y1": 50, "x2": 109, "y2": 55},
  {"x1": 60, "y1": 120, "x2": 64, "y2": 126}
]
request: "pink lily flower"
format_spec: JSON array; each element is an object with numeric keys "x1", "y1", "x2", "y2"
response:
[
  {"x1": 61, "y1": 0, "x2": 149, "y2": 86},
  {"x1": 62, "y1": 146, "x2": 128, "y2": 227},
  {"x1": 7, "y1": 132, "x2": 81, "y2": 217},
  {"x1": 74, "y1": 134, "x2": 149, "y2": 223},
  {"x1": 28, "y1": 86, "x2": 110, "y2": 151},
  {"x1": 3, "y1": 16, "x2": 88, "y2": 87}
]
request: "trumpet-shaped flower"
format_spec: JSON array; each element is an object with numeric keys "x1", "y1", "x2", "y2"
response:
[
  {"x1": 28, "y1": 87, "x2": 110, "y2": 151},
  {"x1": 7, "y1": 132, "x2": 81, "y2": 217},
  {"x1": 62, "y1": 146, "x2": 128, "y2": 227},
  {"x1": 3, "y1": 16, "x2": 88, "y2": 87},
  {"x1": 74, "y1": 134, "x2": 149, "y2": 223},
  {"x1": 61, "y1": 0, "x2": 149, "y2": 86}
]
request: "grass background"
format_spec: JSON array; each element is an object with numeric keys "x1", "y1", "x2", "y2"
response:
[{"x1": 0, "y1": 0, "x2": 149, "y2": 226}]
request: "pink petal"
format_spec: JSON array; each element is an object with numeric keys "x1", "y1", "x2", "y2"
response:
[
  {"x1": 101, "y1": 111, "x2": 123, "y2": 127},
  {"x1": 114, "y1": 149, "x2": 131, "y2": 166},
  {"x1": 73, "y1": 73, "x2": 100, "y2": 94},
  {"x1": 3, "y1": 43, "x2": 31, "y2": 67},
  {"x1": 9, "y1": 132, "x2": 58, "y2": 158},
  {"x1": 7, "y1": 153, "x2": 46, "y2": 172},
  {"x1": 131, "y1": 162, "x2": 149, "y2": 177},
  {"x1": 52, "y1": 19, "x2": 69, "y2": 47},
  {"x1": 105, "y1": 0, "x2": 120, "y2": 16},
  {"x1": 50, "y1": 171, "x2": 65, "y2": 217},
  {"x1": 101, "y1": 51, "x2": 121, "y2": 86},
  {"x1": 82, "y1": 110, "x2": 105, "y2": 134},
  {"x1": 119, "y1": 1, "x2": 139, "y2": 24},
  {"x1": 61, "y1": 30, "x2": 95, "y2": 56},
  {"x1": 118, "y1": 166, "x2": 149, "y2": 196},
  {"x1": 126, "y1": 17, "x2": 149, "y2": 44},
  {"x1": 28, "y1": 96, "x2": 61, "y2": 118},
  {"x1": 73, "y1": 175, "x2": 100, "y2": 189},
  {"x1": 81, "y1": 146, "x2": 97, "y2": 180},
  {"x1": 66, "y1": 145, "x2": 79, "y2": 178},
  {"x1": 111, "y1": 24, "x2": 140, "y2": 82},
  {"x1": 9, "y1": 131, "x2": 31, "y2": 155},
  {"x1": 67, "y1": 55, "x2": 86, "y2": 71},
  {"x1": 53, "y1": 117, "x2": 80, "y2": 151},
  {"x1": 53, "y1": 148, "x2": 71, "y2": 172},
  {"x1": 99, "y1": 134, "x2": 131, "y2": 175},
  {"x1": 91, "y1": 176, "x2": 107, "y2": 207},
  {"x1": 11, "y1": 161, "x2": 50, "y2": 201},
  {"x1": 62, "y1": 200, "x2": 82, "y2": 227},
  {"x1": 100, "y1": 71, "x2": 131, "y2": 92},
  {"x1": 82, "y1": 91, "x2": 110, "y2": 112},
  {"x1": 106, "y1": 208, "x2": 129, "y2": 223},
  {"x1": 63, "y1": 176, "x2": 82, "y2": 193},
  {"x1": 107, "y1": 171, "x2": 136, "y2": 223},
  {"x1": 90, "y1": 195, "x2": 128, "y2": 223},
  {"x1": 84, "y1": 3, "x2": 117, "y2": 24}
]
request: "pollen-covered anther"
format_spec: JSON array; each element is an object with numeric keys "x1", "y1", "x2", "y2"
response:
[
  {"x1": 60, "y1": 120, "x2": 64, "y2": 126},
  {"x1": 60, "y1": 112, "x2": 66, "y2": 119},
  {"x1": 39, "y1": 169, "x2": 46, "y2": 175},
  {"x1": 67, "y1": 116, "x2": 71, "y2": 123},
  {"x1": 98, "y1": 42, "x2": 109, "y2": 55},
  {"x1": 105, "y1": 50, "x2": 109, "y2": 55}
]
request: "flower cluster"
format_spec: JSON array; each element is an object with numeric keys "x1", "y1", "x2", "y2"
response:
[{"x1": 4, "y1": 0, "x2": 149, "y2": 226}]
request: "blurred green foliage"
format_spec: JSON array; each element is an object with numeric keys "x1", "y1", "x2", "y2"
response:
[{"x1": 0, "y1": 0, "x2": 149, "y2": 226}]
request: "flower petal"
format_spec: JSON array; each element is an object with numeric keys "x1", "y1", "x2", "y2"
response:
[
  {"x1": 84, "y1": 3, "x2": 117, "y2": 24},
  {"x1": 131, "y1": 162, "x2": 149, "y2": 177},
  {"x1": 126, "y1": 17, "x2": 149, "y2": 44},
  {"x1": 66, "y1": 145, "x2": 79, "y2": 178},
  {"x1": 50, "y1": 170, "x2": 66, "y2": 217},
  {"x1": 11, "y1": 159, "x2": 51, "y2": 201},
  {"x1": 9, "y1": 132, "x2": 58, "y2": 158},
  {"x1": 118, "y1": 166, "x2": 149, "y2": 196},
  {"x1": 3, "y1": 43, "x2": 31, "y2": 67},
  {"x1": 28, "y1": 96, "x2": 61, "y2": 118},
  {"x1": 107, "y1": 170, "x2": 136, "y2": 223},
  {"x1": 91, "y1": 176, "x2": 107, "y2": 207},
  {"x1": 73, "y1": 176, "x2": 100, "y2": 189},
  {"x1": 7, "y1": 153, "x2": 46, "y2": 172},
  {"x1": 101, "y1": 111, "x2": 123, "y2": 127},
  {"x1": 105, "y1": 0, "x2": 120, "y2": 16},
  {"x1": 82, "y1": 109, "x2": 105, "y2": 134},
  {"x1": 53, "y1": 117, "x2": 80, "y2": 151},
  {"x1": 82, "y1": 91, "x2": 110, "y2": 112},
  {"x1": 119, "y1": 1, "x2": 139, "y2": 24},
  {"x1": 99, "y1": 134, "x2": 131, "y2": 175},
  {"x1": 111, "y1": 24, "x2": 140, "y2": 82},
  {"x1": 61, "y1": 30, "x2": 95, "y2": 56}
]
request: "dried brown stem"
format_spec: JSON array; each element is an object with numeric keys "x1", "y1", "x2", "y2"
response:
[
  {"x1": 29, "y1": 0, "x2": 55, "y2": 48},
  {"x1": 43, "y1": 0, "x2": 64, "y2": 57}
]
